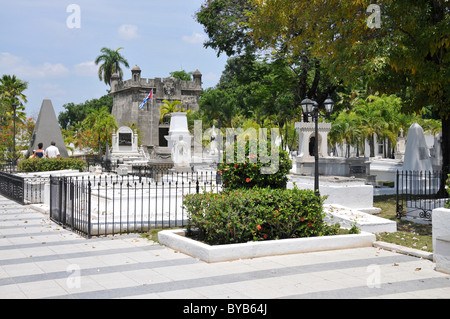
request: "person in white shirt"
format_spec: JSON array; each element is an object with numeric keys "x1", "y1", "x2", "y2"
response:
[{"x1": 45, "y1": 141, "x2": 61, "y2": 158}]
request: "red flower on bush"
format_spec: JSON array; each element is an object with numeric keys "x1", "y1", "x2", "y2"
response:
[
  {"x1": 246, "y1": 177, "x2": 251, "y2": 183},
  {"x1": 257, "y1": 224, "x2": 261, "y2": 231},
  {"x1": 308, "y1": 221, "x2": 312, "y2": 227}
]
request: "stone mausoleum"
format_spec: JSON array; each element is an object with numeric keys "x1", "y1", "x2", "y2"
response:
[{"x1": 110, "y1": 65, "x2": 202, "y2": 159}]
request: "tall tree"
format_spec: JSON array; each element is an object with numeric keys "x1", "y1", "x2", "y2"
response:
[
  {"x1": 58, "y1": 94, "x2": 113, "y2": 130},
  {"x1": 197, "y1": 0, "x2": 340, "y2": 122},
  {"x1": 0, "y1": 75, "x2": 28, "y2": 125},
  {"x1": 196, "y1": 0, "x2": 255, "y2": 57},
  {"x1": 0, "y1": 75, "x2": 30, "y2": 162},
  {"x1": 249, "y1": 0, "x2": 449, "y2": 195},
  {"x1": 95, "y1": 47, "x2": 130, "y2": 86},
  {"x1": 81, "y1": 106, "x2": 118, "y2": 154},
  {"x1": 0, "y1": 75, "x2": 28, "y2": 107},
  {"x1": 198, "y1": 87, "x2": 236, "y2": 128}
]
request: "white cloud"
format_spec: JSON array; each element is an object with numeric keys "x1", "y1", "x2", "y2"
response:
[
  {"x1": 182, "y1": 32, "x2": 207, "y2": 44},
  {"x1": 118, "y1": 24, "x2": 139, "y2": 40},
  {"x1": 74, "y1": 61, "x2": 98, "y2": 77},
  {"x1": 0, "y1": 52, "x2": 70, "y2": 79}
]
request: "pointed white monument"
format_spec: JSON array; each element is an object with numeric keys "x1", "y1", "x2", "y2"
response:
[{"x1": 403, "y1": 123, "x2": 432, "y2": 172}]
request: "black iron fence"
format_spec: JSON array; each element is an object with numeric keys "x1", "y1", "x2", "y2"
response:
[
  {"x1": 396, "y1": 170, "x2": 447, "y2": 220},
  {"x1": 49, "y1": 171, "x2": 221, "y2": 238},
  {"x1": 0, "y1": 171, "x2": 51, "y2": 205},
  {"x1": 0, "y1": 161, "x2": 16, "y2": 173},
  {"x1": 0, "y1": 171, "x2": 25, "y2": 204}
]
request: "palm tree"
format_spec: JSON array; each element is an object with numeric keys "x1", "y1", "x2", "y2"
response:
[
  {"x1": 198, "y1": 88, "x2": 236, "y2": 128},
  {"x1": 352, "y1": 97, "x2": 388, "y2": 157},
  {"x1": 82, "y1": 106, "x2": 118, "y2": 153},
  {"x1": 329, "y1": 111, "x2": 364, "y2": 158},
  {"x1": 95, "y1": 47, "x2": 130, "y2": 86},
  {"x1": 0, "y1": 75, "x2": 28, "y2": 122},
  {"x1": 0, "y1": 75, "x2": 28, "y2": 103},
  {"x1": 0, "y1": 75, "x2": 28, "y2": 163}
]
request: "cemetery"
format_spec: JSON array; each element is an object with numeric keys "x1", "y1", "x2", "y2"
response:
[
  {"x1": 1, "y1": 0, "x2": 449, "y2": 279},
  {"x1": 1, "y1": 93, "x2": 448, "y2": 269}
]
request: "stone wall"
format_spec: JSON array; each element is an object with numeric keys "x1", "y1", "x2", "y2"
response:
[{"x1": 110, "y1": 66, "x2": 202, "y2": 149}]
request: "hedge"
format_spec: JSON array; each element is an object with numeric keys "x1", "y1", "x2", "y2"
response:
[
  {"x1": 183, "y1": 187, "x2": 339, "y2": 245},
  {"x1": 17, "y1": 157, "x2": 87, "y2": 172},
  {"x1": 218, "y1": 140, "x2": 292, "y2": 190}
]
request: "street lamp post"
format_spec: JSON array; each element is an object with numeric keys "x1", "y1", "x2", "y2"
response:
[{"x1": 300, "y1": 95, "x2": 334, "y2": 196}]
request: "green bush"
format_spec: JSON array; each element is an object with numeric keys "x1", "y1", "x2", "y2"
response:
[
  {"x1": 17, "y1": 157, "x2": 86, "y2": 172},
  {"x1": 218, "y1": 140, "x2": 292, "y2": 190},
  {"x1": 183, "y1": 187, "x2": 339, "y2": 245}
]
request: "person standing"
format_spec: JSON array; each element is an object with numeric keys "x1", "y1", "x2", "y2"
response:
[{"x1": 45, "y1": 141, "x2": 60, "y2": 158}]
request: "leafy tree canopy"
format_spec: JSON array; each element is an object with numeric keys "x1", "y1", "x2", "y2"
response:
[
  {"x1": 58, "y1": 94, "x2": 113, "y2": 130},
  {"x1": 169, "y1": 70, "x2": 193, "y2": 81},
  {"x1": 249, "y1": 0, "x2": 449, "y2": 118},
  {"x1": 196, "y1": 0, "x2": 256, "y2": 57}
]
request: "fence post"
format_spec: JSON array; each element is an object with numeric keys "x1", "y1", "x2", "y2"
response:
[
  {"x1": 396, "y1": 170, "x2": 403, "y2": 219},
  {"x1": 49, "y1": 175, "x2": 53, "y2": 220},
  {"x1": 87, "y1": 180, "x2": 92, "y2": 239},
  {"x1": 70, "y1": 180, "x2": 74, "y2": 232}
]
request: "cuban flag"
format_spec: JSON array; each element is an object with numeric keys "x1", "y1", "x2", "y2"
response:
[{"x1": 139, "y1": 89, "x2": 153, "y2": 109}]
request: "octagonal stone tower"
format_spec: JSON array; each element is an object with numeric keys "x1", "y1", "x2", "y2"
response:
[{"x1": 110, "y1": 66, "x2": 202, "y2": 157}]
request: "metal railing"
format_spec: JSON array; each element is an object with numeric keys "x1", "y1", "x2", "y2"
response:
[
  {"x1": 49, "y1": 171, "x2": 222, "y2": 238},
  {"x1": 396, "y1": 170, "x2": 447, "y2": 220},
  {"x1": 0, "y1": 171, "x2": 25, "y2": 204}
]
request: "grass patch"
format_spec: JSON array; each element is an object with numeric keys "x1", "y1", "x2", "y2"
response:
[
  {"x1": 140, "y1": 228, "x2": 182, "y2": 243},
  {"x1": 373, "y1": 195, "x2": 433, "y2": 252}
]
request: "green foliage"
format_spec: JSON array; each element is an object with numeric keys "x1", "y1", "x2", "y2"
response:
[
  {"x1": 95, "y1": 47, "x2": 130, "y2": 86},
  {"x1": 169, "y1": 70, "x2": 193, "y2": 81},
  {"x1": 183, "y1": 187, "x2": 339, "y2": 245},
  {"x1": 198, "y1": 56, "x2": 303, "y2": 149},
  {"x1": 198, "y1": 87, "x2": 236, "y2": 128},
  {"x1": 58, "y1": 94, "x2": 113, "y2": 130},
  {"x1": 0, "y1": 74, "x2": 28, "y2": 109},
  {"x1": 196, "y1": 0, "x2": 255, "y2": 57},
  {"x1": 219, "y1": 140, "x2": 291, "y2": 190},
  {"x1": 17, "y1": 158, "x2": 86, "y2": 172},
  {"x1": 159, "y1": 100, "x2": 188, "y2": 124}
]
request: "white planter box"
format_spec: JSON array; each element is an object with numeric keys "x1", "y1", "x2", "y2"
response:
[{"x1": 158, "y1": 229, "x2": 376, "y2": 263}]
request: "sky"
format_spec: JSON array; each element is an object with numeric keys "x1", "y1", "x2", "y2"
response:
[{"x1": 0, "y1": 0, "x2": 229, "y2": 120}]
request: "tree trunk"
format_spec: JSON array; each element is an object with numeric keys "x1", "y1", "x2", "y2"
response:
[{"x1": 369, "y1": 134, "x2": 375, "y2": 157}]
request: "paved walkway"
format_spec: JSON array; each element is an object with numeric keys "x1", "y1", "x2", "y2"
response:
[{"x1": 1, "y1": 195, "x2": 450, "y2": 300}]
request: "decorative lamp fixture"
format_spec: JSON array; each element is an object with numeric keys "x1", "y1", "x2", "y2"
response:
[
  {"x1": 324, "y1": 95, "x2": 334, "y2": 114},
  {"x1": 300, "y1": 98, "x2": 314, "y2": 115}
]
